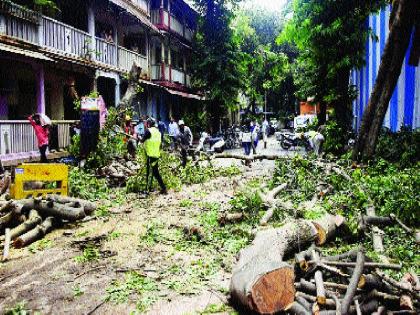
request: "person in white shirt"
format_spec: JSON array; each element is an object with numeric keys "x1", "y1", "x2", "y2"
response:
[
  {"x1": 251, "y1": 121, "x2": 260, "y2": 154},
  {"x1": 241, "y1": 124, "x2": 252, "y2": 156},
  {"x1": 262, "y1": 119, "x2": 269, "y2": 149},
  {"x1": 168, "y1": 117, "x2": 179, "y2": 151}
]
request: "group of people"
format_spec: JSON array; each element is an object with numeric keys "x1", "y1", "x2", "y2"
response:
[{"x1": 240, "y1": 119, "x2": 270, "y2": 156}]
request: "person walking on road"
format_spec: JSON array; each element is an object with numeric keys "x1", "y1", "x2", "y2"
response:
[
  {"x1": 28, "y1": 114, "x2": 50, "y2": 163},
  {"x1": 168, "y1": 117, "x2": 179, "y2": 151},
  {"x1": 140, "y1": 118, "x2": 167, "y2": 194},
  {"x1": 262, "y1": 119, "x2": 269, "y2": 149},
  {"x1": 241, "y1": 124, "x2": 252, "y2": 156},
  {"x1": 251, "y1": 121, "x2": 260, "y2": 154},
  {"x1": 178, "y1": 120, "x2": 193, "y2": 167}
]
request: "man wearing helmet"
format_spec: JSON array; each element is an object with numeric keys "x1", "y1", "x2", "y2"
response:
[{"x1": 140, "y1": 118, "x2": 167, "y2": 194}]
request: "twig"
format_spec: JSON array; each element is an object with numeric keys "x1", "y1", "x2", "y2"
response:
[
  {"x1": 86, "y1": 300, "x2": 106, "y2": 315},
  {"x1": 314, "y1": 261, "x2": 402, "y2": 270},
  {"x1": 2, "y1": 228, "x2": 11, "y2": 261},
  {"x1": 74, "y1": 266, "x2": 106, "y2": 280}
]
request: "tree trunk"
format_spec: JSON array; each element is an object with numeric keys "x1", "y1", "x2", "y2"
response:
[
  {"x1": 118, "y1": 64, "x2": 142, "y2": 109},
  {"x1": 230, "y1": 214, "x2": 344, "y2": 314},
  {"x1": 353, "y1": 0, "x2": 418, "y2": 161}
]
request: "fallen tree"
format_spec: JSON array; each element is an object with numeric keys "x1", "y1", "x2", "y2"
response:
[{"x1": 230, "y1": 213, "x2": 345, "y2": 314}]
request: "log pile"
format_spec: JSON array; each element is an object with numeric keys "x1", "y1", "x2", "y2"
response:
[
  {"x1": 96, "y1": 158, "x2": 141, "y2": 187},
  {"x1": 0, "y1": 195, "x2": 96, "y2": 257},
  {"x1": 230, "y1": 212, "x2": 420, "y2": 314}
]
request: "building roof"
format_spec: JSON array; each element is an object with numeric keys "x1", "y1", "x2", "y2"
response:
[{"x1": 0, "y1": 42, "x2": 53, "y2": 61}]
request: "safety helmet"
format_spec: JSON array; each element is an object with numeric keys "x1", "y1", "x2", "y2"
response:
[
  {"x1": 178, "y1": 120, "x2": 185, "y2": 126},
  {"x1": 147, "y1": 117, "x2": 156, "y2": 127}
]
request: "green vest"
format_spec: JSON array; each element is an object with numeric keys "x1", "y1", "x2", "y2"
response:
[{"x1": 145, "y1": 127, "x2": 161, "y2": 158}]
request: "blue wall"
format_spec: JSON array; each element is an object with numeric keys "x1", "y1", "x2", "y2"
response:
[{"x1": 351, "y1": 5, "x2": 420, "y2": 131}]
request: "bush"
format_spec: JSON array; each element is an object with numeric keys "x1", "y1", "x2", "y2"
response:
[{"x1": 375, "y1": 127, "x2": 420, "y2": 166}]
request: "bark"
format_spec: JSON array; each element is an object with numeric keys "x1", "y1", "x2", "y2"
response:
[
  {"x1": 230, "y1": 215, "x2": 344, "y2": 313},
  {"x1": 285, "y1": 301, "x2": 311, "y2": 315},
  {"x1": 311, "y1": 250, "x2": 327, "y2": 305},
  {"x1": 259, "y1": 183, "x2": 289, "y2": 226},
  {"x1": 295, "y1": 244, "x2": 316, "y2": 271},
  {"x1": 323, "y1": 248, "x2": 360, "y2": 262},
  {"x1": 46, "y1": 195, "x2": 96, "y2": 215},
  {"x1": 0, "y1": 210, "x2": 42, "y2": 242},
  {"x1": 400, "y1": 274, "x2": 414, "y2": 310},
  {"x1": 0, "y1": 174, "x2": 11, "y2": 196},
  {"x1": 312, "y1": 214, "x2": 345, "y2": 245},
  {"x1": 375, "y1": 271, "x2": 420, "y2": 300},
  {"x1": 18, "y1": 199, "x2": 86, "y2": 221},
  {"x1": 2, "y1": 228, "x2": 10, "y2": 261},
  {"x1": 295, "y1": 292, "x2": 335, "y2": 308},
  {"x1": 320, "y1": 261, "x2": 402, "y2": 270},
  {"x1": 13, "y1": 217, "x2": 55, "y2": 248},
  {"x1": 295, "y1": 296, "x2": 312, "y2": 311},
  {"x1": 353, "y1": 0, "x2": 418, "y2": 161},
  {"x1": 296, "y1": 279, "x2": 341, "y2": 312},
  {"x1": 341, "y1": 251, "x2": 365, "y2": 315},
  {"x1": 118, "y1": 64, "x2": 142, "y2": 108}
]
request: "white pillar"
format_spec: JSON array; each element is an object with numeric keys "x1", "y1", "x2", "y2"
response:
[
  {"x1": 87, "y1": 2, "x2": 96, "y2": 60},
  {"x1": 35, "y1": 65, "x2": 46, "y2": 114},
  {"x1": 0, "y1": 15, "x2": 6, "y2": 35},
  {"x1": 115, "y1": 77, "x2": 121, "y2": 106}
]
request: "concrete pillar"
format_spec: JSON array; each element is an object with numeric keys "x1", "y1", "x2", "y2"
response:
[
  {"x1": 115, "y1": 76, "x2": 121, "y2": 106},
  {"x1": 161, "y1": 39, "x2": 165, "y2": 80},
  {"x1": 87, "y1": 1, "x2": 96, "y2": 60},
  {"x1": 183, "y1": 52, "x2": 187, "y2": 85},
  {"x1": 168, "y1": 40, "x2": 172, "y2": 82},
  {"x1": 35, "y1": 65, "x2": 46, "y2": 114}
]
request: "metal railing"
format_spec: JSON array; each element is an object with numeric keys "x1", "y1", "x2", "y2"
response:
[
  {"x1": 42, "y1": 16, "x2": 90, "y2": 58},
  {"x1": 0, "y1": 120, "x2": 74, "y2": 155},
  {"x1": 118, "y1": 46, "x2": 147, "y2": 72}
]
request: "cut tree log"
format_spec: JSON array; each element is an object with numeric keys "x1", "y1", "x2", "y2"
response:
[
  {"x1": 312, "y1": 214, "x2": 345, "y2": 245},
  {"x1": 400, "y1": 273, "x2": 414, "y2": 310},
  {"x1": 295, "y1": 291, "x2": 335, "y2": 308},
  {"x1": 46, "y1": 195, "x2": 96, "y2": 215},
  {"x1": 323, "y1": 248, "x2": 360, "y2": 262},
  {"x1": 0, "y1": 174, "x2": 10, "y2": 196},
  {"x1": 0, "y1": 210, "x2": 42, "y2": 242},
  {"x1": 230, "y1": 214, "x2": 345, "y2": 314},
  {"x1": 13, "y1": 217, "x2": 55, "y2": 248},
  {"x1": 295, "y1": 244, "x2": 316, "y2": 271},
  {"x1": 17, "y1": 199, "x2": 86, "y2": 221},
  {"x1": 2, "y1": 228, "x2": 11, "y2": 261},
  {"x1": 341, "y1": 251, "x2": 365, "y2": 315},
  {"x1": 317, "y1": 261, "x2": 402, "y2": 270},
  {"x1": 311, "y1": 250, "x2": 327, "y2": 305}
]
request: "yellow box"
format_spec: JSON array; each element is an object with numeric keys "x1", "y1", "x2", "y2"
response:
[{"x1": 10, "y1": 163, "x2": 69, "y2": 199}]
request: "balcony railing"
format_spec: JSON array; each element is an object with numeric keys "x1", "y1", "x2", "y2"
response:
[
  {"x1": 42, "y1": 16, "x2": 91, "y2": 58},
  {"x1": 131, "y1": 0, "x2": 148, "y2": 14},
  {"x1": 151, "y1": 64, "x2": 191, "y2": 88},
  {"x1": 151, "y1": 9, "x2": 192, "y2": 42},
  {"x1": 0, "y1": 120, "x2": 74, "y2": 155},
  {"x1": 0, "y1": 1, "x2": 149, "y2": 75},
  {"x1": 95, "y1": 37, "x2": 117, "y2": 66},
  {"x1": 118, "y1": 46, "x2": 148, "y2": 73}
]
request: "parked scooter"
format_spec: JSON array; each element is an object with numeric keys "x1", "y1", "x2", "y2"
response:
[
  {"x1": 277, "y1": 132, "x2": 311, "y2": 151},
  {"x1": 196, "y1": 132, "x2": 226, "y2": 153}
]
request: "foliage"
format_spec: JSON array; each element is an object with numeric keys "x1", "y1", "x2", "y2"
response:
[
  {"x1": 232, "y1": 8, "x2": 295, "y2": 115},
  {"x1": 74, "y1": 245, "x2": 100, "y2": 263},
  {"x1": 280, "y1": 0, "x2": 387, "y2": 128},
  {"x1": 322, "y1": 119, "x2": 349, "y2": 155},
  {"x1": 270, "y1": 154, "x2": 419, "y2": 273},
  {"x1": 106, "y1": 272, "x2": 158, "y2": 312},
  {"x1": 28, "y1": 239, "x2": 53, "y2": 253},
  {"x1": 191, "y1": 0, "x2": 243, "y2": 128},
  {"x1": 127, "y1": 147, "x2": 241, "y2": 193},
  {"x1": 73, "y1": 285, "x2": 84, "y2": 298},
  {"x1": 229, "y1": 188, "x2": 263, "y2": 221},
  {"x1": 69, "y1": 167, "x2": 109, "y2": 200},
  {"x1": 375, "y1": 127, "x2": 420, "y2": 165},
  {"x1": 4, "y1": 302, "x2": 31, "y2": 315}
]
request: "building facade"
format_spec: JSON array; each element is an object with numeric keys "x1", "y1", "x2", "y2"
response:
[
  {"x1": 350, "y1": 5, "x2": 420, "y2": 132},
  {"x1": 0, "y1": 0, "x2": 200, "y2": 162}
]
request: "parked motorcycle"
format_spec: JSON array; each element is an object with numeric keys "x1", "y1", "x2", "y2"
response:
[
  {"x1": 277, "y1": 132, "x2": 311, "y2": 151},
  {"x1": 196, "y1": 132, "x2": 226, "y2": 153}
]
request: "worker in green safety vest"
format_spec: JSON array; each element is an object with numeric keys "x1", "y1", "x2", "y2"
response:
[{"x1": 140, "y1": 118, "x2": 167, "y2": 194}]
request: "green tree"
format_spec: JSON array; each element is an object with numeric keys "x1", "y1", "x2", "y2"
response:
[
  {"x1": 280, "y1": 0, "x2": 387, "y2": 132},
  {"x1": 191, "y1": 0, "x2": 243, "y2": 131}
]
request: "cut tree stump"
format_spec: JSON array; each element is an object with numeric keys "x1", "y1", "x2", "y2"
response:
[{"x1": 230, "y1": 214, "x2": 344, "y2": 314}]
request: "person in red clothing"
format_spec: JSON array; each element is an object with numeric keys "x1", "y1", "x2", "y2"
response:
[{"x1": 28, "y1": 114, "x2": 50, "y2": 163}]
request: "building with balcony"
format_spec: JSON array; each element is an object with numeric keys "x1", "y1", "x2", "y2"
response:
[{"x1": 0, "y1": 0, "x2": 201, "y2": 164}]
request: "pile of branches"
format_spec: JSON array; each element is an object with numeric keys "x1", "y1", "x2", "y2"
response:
[
  {"x1": 290, "y1": 246, "x2": 419, "y2": 315},
  {"x1": 96, "y1": 157, "x2": 141, "y2": 187},
  {"x1": 0, "y1": 195, "x2": 96, "y2": 259}
]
